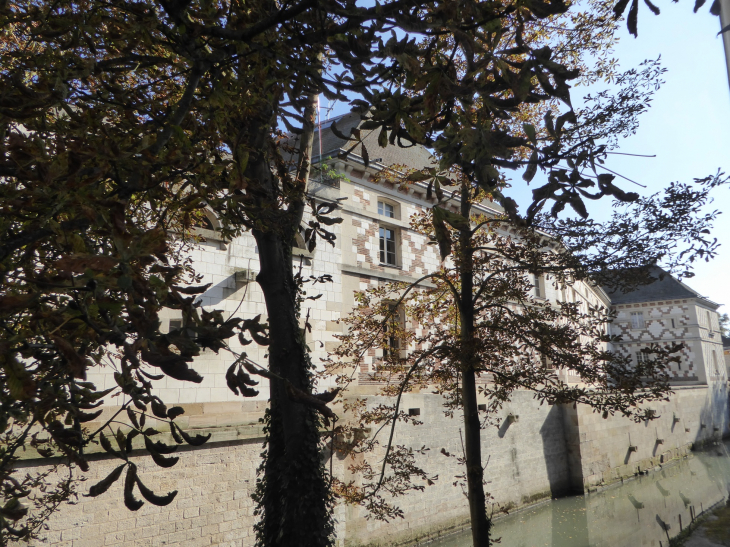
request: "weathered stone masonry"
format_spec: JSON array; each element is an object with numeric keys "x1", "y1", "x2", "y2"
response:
[{"x1": 29, "y1": 385, "x2": 728, "y2": 547}]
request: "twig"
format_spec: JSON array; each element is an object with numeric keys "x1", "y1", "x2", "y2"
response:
[
  {"x1": 594, "y1": 163, "x2": 647, "y2": 188},
  {"x1": 605, "y1": 152, "x2": 656, "y2": 158}
]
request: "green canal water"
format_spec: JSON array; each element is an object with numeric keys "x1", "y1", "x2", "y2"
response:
[{"x1": 426, "y1": 442, "x2": 730, "y2": 547}]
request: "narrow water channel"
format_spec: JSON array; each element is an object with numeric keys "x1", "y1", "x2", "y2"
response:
[{"x1": 427, "y1": 442, "x2": 730, "y2": 547}]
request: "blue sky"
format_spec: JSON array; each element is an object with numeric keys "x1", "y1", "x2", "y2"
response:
[
  {"x1": 577, "y1": 7, "x2": 730, "y2": 312},
  {"x1": 510, "y1": 7, "x2": 730, "y2": 311},
  {"x1": 321, "y1": 6, "x2": 730, "y2": 311}
]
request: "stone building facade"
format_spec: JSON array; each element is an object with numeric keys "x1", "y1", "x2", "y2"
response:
[
  {"x1": 84, "y1": 112, "x2": 727, "y2": 407},
  {"x1": 607, "y1": 266, "x2": 726, "y2": 384},
  {"x1": 29, "y1": 113, "x2": 729, "y2": 547}
]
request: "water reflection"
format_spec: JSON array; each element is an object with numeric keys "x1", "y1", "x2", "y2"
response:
[{"x1": 427, "y1": 442, "x2": 730, "y2": 547}]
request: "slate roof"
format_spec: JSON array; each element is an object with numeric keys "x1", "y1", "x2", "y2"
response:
[
  {"x1": 286, "y1": 111, "x2": 503, "y2": 214},
  {"x1": 604, "y1": 266, "x2": 716, "y2": 307},
  {"x1": 286, "y1": 112, "x2": 437, "y2": 173}
]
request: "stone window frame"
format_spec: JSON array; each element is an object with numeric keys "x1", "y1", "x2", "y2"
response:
[
  {"x1": 292, "y1": 229, "x2": 315, "y2": 264},
  {"x1": 376, "y1": 197, "x2": 401, "y2": 268},
  {"x1": 533, "y1": 274, "x2": 546, "y2": 300}
]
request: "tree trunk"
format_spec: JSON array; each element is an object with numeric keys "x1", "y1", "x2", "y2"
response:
[
  {"x1": 458, "y1": 183, "x2": 492, "y2": 547},
  {"x1": 243, "y1": 102, "x2": 333, "y2": 546},
  {"x1": 253, "y1": 227, "x2": 333, "y2": 547}
]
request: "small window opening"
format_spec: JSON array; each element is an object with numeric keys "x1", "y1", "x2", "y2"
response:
[
  {"x1": 408, "y1": 408, "x2": 420, "y2": 416},
  {"x1": 378, "y1": 201, "x2": 395, "y2": 218},
  {"x1": 636, "y1": 350, "x2": 652, "y2": 365},
  {"x1": 379, "y1": 227, "x2": 397, "y2": 265},
  {"x1": 169, "y1": 318, "x2": 195, "y2": 338},
  {"x1": 630, "y1": 311, "x2": 645, "y2": 329},
  {"x1": 671, "y1": 318, "x2": 676, "y2": 329},
  {"x1": 478, "y1": 404, "x2": 487, "y2": 412}
]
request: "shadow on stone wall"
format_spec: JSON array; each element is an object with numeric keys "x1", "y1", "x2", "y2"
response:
[
  {"x1": 694, "y1": 382, "x2": 729, "y2": 447},
  {"x1": 540, "y1": 404, "x2": 572, "y2": 499}
]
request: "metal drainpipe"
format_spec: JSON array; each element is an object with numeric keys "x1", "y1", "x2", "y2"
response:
[{"x1": 722, "y1": 0, "x2": 730, "y2": 92}]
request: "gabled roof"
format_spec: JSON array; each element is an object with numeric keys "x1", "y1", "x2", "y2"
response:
[{"x1": 604, "y1": 266, "x2": 719, "y2": 308}]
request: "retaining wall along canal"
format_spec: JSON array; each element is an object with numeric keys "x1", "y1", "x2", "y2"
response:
[{"x1": 24, "y1": 385, "x2": 729, "y2": 547}]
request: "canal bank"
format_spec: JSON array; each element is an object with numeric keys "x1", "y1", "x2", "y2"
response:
[
  {"x1": 339, "y1": 384, "x2": 728, "y2": 546},
  {"x1": 673, "y1": 498, "x2": 730, "y2": 546},
  {"x1": 427, "y1": 442, "x2": 730, "y2": 547},
  {"x1": 25, "y1": 385, "x2": 729, "y2": 546}
]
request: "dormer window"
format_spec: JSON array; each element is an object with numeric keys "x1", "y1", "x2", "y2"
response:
[
  {"x1": 189, "y1": 207, "x2": 226, "y2": 250},
  {"x1": 191, "y1": 208, "x2": 220, "y2": 232},
  {"x1": 292, "y1": 230, "x2": 313, "y2": 264}
]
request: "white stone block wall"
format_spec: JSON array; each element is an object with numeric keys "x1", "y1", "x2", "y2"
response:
[
  {"x1": 29, "y1": 391, "x2": 574, "y2": 547},
  {"x1": 569, "y1": 384, "x2": 729, "y2": 491},
  {"x1": 29, "y1": 439, "x2": 262, "y2": 547},
  {"x1": 26, "y1": 383, "x2": 730, "y2": 547}
]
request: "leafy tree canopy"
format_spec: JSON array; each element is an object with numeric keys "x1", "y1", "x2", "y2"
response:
[
  {"x1": 325, "y1": 171, "x2": 721, "y2": 532},
  {"x1": 0, "y1": 0, "x2": 724, "y2": 544}
]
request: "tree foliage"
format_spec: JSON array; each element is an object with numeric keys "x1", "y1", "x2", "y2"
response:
[
  {"x1": 0, "y1": 0, "x2": 724, "y2": 544},
  {"x1": 326, "y1": 171, "x2": 721, "y2": 544},
  {"x1": 720, "y1": 313, "x2": 729, "y2": 338},
  {"x1": 612, "y1": 0, "x2": 725, "y2": 37}
]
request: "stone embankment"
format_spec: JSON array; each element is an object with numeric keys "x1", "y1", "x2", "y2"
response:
[
  {"x1": 673, "y1": 501, "x2": 730, "y2": 546},
  {"x1": 23, "y1": 385, "x2": 728, "y2": 547}
]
